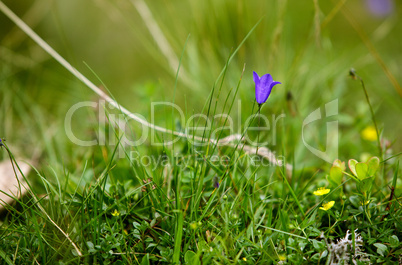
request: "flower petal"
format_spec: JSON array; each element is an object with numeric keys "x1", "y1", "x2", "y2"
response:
[
  {"x1": 313, "y1": 187, "x2": 330, "y2": 196},
  {"x1": 253, "y1": 71, "x2": 260, "y2": 85},
  {"x1": 259, "y1": 74, "x2": 273, "y2": 89},
  {"x1": 320, "y1": 201, "x2": 335, "y2": 211},
  {"x1": 270, "y1": 81, "x2": 281, "y2": 89},
  {"x1": 258, "y1": 89, "x2": 271, "y2": 104}
]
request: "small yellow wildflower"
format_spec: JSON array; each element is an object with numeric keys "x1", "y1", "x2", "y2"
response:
[
  {"x1": 320, "y1": 201, "x2": 335, "y2": 211},
  {"x1": 111, "y1": 209, "x2": 120, "y2": 217},
  {"x1": 361, "y1": 126, "x2": 377, "y2": 141},
  {"x1": 242, "y1": 257, "x2": 247, "y2": 261},
  {"x1": 313, "y1": 187, "x2": 330, "y2": 196},
  {"x1": 360, "y1": 200, "x2": 370, "y2": 206},
  {"x1": 190, "y1": 222, "x2": 198, "y2": 230},
  {"x1": 278, "y1": 254, "x2": 286, "y2": 261}
]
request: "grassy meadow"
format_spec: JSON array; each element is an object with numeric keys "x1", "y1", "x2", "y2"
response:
[{"x1": 0, "y1": 0, "x2": 401, "y2": 264}]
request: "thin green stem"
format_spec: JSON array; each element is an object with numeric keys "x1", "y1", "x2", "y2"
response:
[
  {"x1": 350, "y1": 69, "x2": 385, "y2": 184},
  {"x1": 358, "y1": 77, "x2": 382, "y2": 158},
  {"x1": 256, "y1": 104, "x2": 262, "y2": 155}
]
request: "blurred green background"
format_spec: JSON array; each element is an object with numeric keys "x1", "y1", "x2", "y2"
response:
[{"x1": 0, "y1": 0, "x2": 401, "y2": 168}]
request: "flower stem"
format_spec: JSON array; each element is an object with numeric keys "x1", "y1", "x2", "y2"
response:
[
  {"x1": 350, "y1": 69, "x2": 382, "y2": 159},
  {"x1": 256, "y1": 104, "x2": 262, "y2": 155},
  {"x1": 350, "y1": 69, "x2": 385, "y2": 184}
]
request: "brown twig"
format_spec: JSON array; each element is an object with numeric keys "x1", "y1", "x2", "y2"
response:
[{"x1": 381, "y1": 186, "x2": 395, "y2": 222}]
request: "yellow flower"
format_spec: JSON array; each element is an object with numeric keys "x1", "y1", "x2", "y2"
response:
[
  {"x1": 320, "y1": 201, "x2": 335, "y2": 211},
  {"x1": 190, "y1": 222, "x2": 198, "y2": 230},
  {"x1": 111, "y1": 209, "x2": 120, "y2": 217},
  {"x1": 361, "y1": 126, "x2": 377, "y2": 141},
  {"x1": 242, "y1": 257, "x2": 247, "y2": 261},
  {"x1": 278, "y1": 254, "x2": 286, "y2": 261},
  {"x1": 360, "y1": 200, "x2": 370, "y2": 206},
  {"x1": 313, "y1": 187, "x2": 330, "y2": 196}
]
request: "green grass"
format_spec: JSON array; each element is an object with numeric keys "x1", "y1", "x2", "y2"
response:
[{"x1": 0, "y1": 0, "x2": 401, "y2": 264}]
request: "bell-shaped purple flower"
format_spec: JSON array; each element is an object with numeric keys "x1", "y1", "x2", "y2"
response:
[
  {"x1": 367, "y1": 0, "x2": 394, "y2": 17},
  {"x1": 253, "y1": 71, "x2": 281, "y2": 105}
]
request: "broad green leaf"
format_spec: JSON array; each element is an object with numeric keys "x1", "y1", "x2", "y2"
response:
[
  {"x1": 86, "y1": 241, "x2": 94, "y2": 250},
  {"x1": 349, "y1": 195, "x2": 360, "y2": 208},
  {"x1": 311, "y1": 239, "x2": 324, "y2": 251},
  {"x1": 367, "y1": 156, "x2": 380, "y2": 177},
  {"x1": 329, "y1": 166, "x2": 343, "y2": 186},
  {"x1": 197, "y1": 239, "x2": 209, "y2": 253},
  {"x1": 348, "y1": 159, "x2": 358, "y2": 176},
  {"x1": 184, "y1": 251, "x2": 198, "y2": 264},
  {"x1": 389, "y1": 235, "x2": 400, "y2": 248},
  {"x1": 300, "y1": 208, "x2": 317, "y2": 230},
  {"x1": 141, "y1": 254, "x2": 150, "y2": 265},
  {"x1": 357, "y1": 177, "x2": 374, "y2": 193},
  {"x1": 310, "y1": 252, "x2": 321, "y2": 262},
  {"x1": 374, "y1": 243, "x2": 387, "y2": 257},
  {"x1": 355, "y1": 162, "x2": 368, "y2": 180},
  {"x1": 394, "y1": 249, "x2": 402, "y2": 255}
]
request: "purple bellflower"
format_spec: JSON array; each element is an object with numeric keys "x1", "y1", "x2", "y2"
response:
[
  {"x1": 253, "y1": 71, "x2": 281, "y2": 105},
  {"x1": 367, "y1": 0, "x2": 394, "y2": 17}
]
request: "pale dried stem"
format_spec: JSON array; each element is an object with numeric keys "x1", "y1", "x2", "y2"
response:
[{"x1": 0, "y1": 1, "x2": 292, "y2": 172}]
